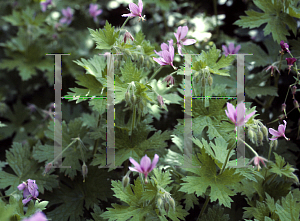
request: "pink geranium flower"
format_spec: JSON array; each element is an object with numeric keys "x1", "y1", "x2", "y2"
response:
[
  {"x1": 129, "y1": 154, "x2": 159, "y2": 183},
  {"x1": 225, "y1": 102, "x2": 256, "y2": 127},
  {"x1": 269, "y1": 120, "x2": 289, "y2": 141},
  {"x1": 153, "y1": 39, "x2": 177, "y2": 70},
  {"x1": 280, "y1": 40, "x2": 290, "y2": 53},
  {"x1": 174, "y1": 26, "x2": 196, "y2": 56},
  {"x1": 23, "y1": 211, "x2": 47, "y2": 221},
  {"x1": 121, "y1": 0, "x2": 145, "y2": 22},
  {"x1": 17, "y1": 179, "x2": 39, "y2": 205},
  {"x1": 89, "y1": 4, "x2": 103, "y2": 23},
  {"x1": 60, "y1": 7, "x2": 74, "y2": 25},
  {"x1": 40, "y1": 0, "x2": 52, "y2": 12},
  {"x1": 286, "y1": 58, "x2": 297, "y2": 75},
  {"x1": 248, "y1": 156, "x2": 268, "y2": 171},
  {"x1": 222, "y1": 43, "x2": 241, "y2": 56}
]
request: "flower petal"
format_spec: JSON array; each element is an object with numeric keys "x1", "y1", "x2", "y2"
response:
[
  {"x1": 128, "y1": 2, "x2": 139, "y2": 16},
  {"x1": 269, "y1": 128, "x2": 280, "y2": 137},
  {"x1": 225, "y1": 102, "x2": 236, "y2": 123},
  {"x1": 129, "y1": 157, "x2": 142, "y2": 172},
  {"x1": 236, "y1": 102, "x2": 246, "y2": 126},
  {"x1": 234, "y1": 44, "x2": 241, "y2": 53},
  {"x1": 180, "y1": 26, "x2": 188, "y2": 40},
  {"x1": 140, "y1": 155, "x2": 151, "y2": 172},
  {"x1": 182, "y1": 38, "x2": 196, "y2": 46},
  {"x1": 148, "y1": 154, "x2": 159, "y2": 172},
  {"x1": 138, "y1": 0, "x2": 143, "y2": 14}
]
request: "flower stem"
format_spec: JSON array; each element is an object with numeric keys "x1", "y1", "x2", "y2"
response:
[
  {"x1": 130, "y1": 104, "x2": 136, "y2": 141},
  {"x1": 51, "y1": 138, "x2": 78, "y2": 165},
  {"x1": 148, "y1": 66, "x2": 163, "y2": 83},
  {"x1": 196, "y1": 195, "x2": 210, "y2": 221},
  {"x1": 120, "y1": 17, "x2": 130, "y2": 30},
  {"x1": 219, "y1": 143, "x2": 235, "y2": 175},
  {"x1": 268, "y1": 145, "x2": 272, "y2": 161},
  {"x1": 93, "y1": 114, "x2": 101, "y2": 157},
  {"x1": 239, "y1": 138, "x2": 259, "y2": 157}
]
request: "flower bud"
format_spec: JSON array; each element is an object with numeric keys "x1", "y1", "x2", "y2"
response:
[
  {"x1": 82, "y1": 163, "x2": 88, "y2": 182},
  {"x1": 122, "y1": 175, "x2": 130, "y2": 188},
  {"x1": 157, "y1": 95, "x2": 164, "y2": 107},
  {"x1": 291, "y1": 85, "x2": 297, "y2": 99},
  {"x1": 44, "y1": 163, "x2": 53, "y2": 176},
  {"x1": 146, "y1": 60, "x2": 150, "y2": 68},
  {"x1": 193, "y1": 71, "x2": 201, "y2": 83},
  {"x1": 164, "y1": 201, "x2": 169, "y2": 214},
  {"x1": 131, "y1": 94, "x2": 136, "y2": 105},
  {"x1": 261, "y1": 126, "x2": 268, "y2": 140},
  {"x1": 168, "y1": 197, "x2": 175, "y2": 211},
  {"x1": 282, "y1": 103, "x2": 286, "y2": 112},
  {"x1": 293, "y1": 99, "x2": 299, "y2": 109},
  {"x1": 163, "y1": 75, "x2": 175, "y2": 87},
  {"x1": 139, "y1": 55, "x2": 144, "y2": 63},
  {"x1": 201, "y1": 76, "x2": 206, "y2": 87},
  {"x1": 125, "y1": 91, "x2": 130, "y2": 104},
  {"x1": 278, "y1": 114, "x2": 285, "y2": 120},
  {"x1": 156, "y1": 196, "x2": 163, "y2": 208},
  {"x1": 207, "y1": 75, "x2": 213, "y2": 86},
  {"x1": 124, "y1": 49, "x2": 132, "y2": 56},
  {"x1": 257, "y1": 130, "x2": 264, "y2": 145},
  {"x1": 247, "y1": 128, "x2": 254, "y2": 141}
]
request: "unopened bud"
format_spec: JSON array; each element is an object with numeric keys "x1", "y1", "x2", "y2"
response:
[
  {"x1": 157, "y1": 95, "x2": 164, "y2": 107},
  {"x1": 257, "y1": 130, "x2": 264, "y2": 145},
  {"x1": 122, "y1": 175, "x2": 130, "y2": 188},
  {"x1": 291, "y1": 85, "x2": 297, "y2": 99},
  {"x1": 168, "y1": 197, "x2": 175, "y2": 211},
  {"x1": 193, "y1": 71, "x2": 201, "y2": 83},
  {"x1": 156, "y1": 196, "x2": 163, "y2": 208},
  {"x1": 261, "y1": 126, "x2": 268, "y2": 140},
  {"x1": 201, "y1": 76, "x2": 206, "y2": 87},
  {"x1": 164, "y1": 201, "x2": 169, "y2": 213},
  {"x1": 278, "y1": 114, "x2": 285, "y2": 120},
  {"x1": 44, "y1": 163, "x2": 53, "y2": 176},
  {"x1": 146, "y1": 60, "x2": 150, "y2": 68},
  {"x1": 125, "y1": 91, "x2": 130, "y2": 104},
  {"x1": 207, "y1": 75, "x2": 213, "y2": 86},
  {"x1": 131, "y1": 94, "x2": 136, "y2": 104},
  {"x1": 139, "y1": 55, "x2": 144, "y2": 63},
  {"x1": 82, "y1": 163, "x2": 88, "y2": 182},
  {"x1": 282, "y1": 103, "x2": 286, "y2": 112},
  {"x1": 124, "y1": 49, "x2": 132, "y2": 56},
  {"x1": 293, "y1": 99, "x2": 299, "y2": 109},
  {"x1": 247, "y1": 128, "x2": 254, "y2": 141}
]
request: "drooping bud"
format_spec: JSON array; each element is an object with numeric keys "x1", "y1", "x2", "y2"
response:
[
  {"x1": 247, "y1": 128, "x2": 254, "y2": 142},
  {"x1": 261, "y1": 126, "x2": 268, "y2": 140},
  {"x1": 157, "y1": 95, "x2": 164, "y2": 108},
  {"x1": 193, "y1": 71, "x2": 201, "y2": 83},
  {"x1": 82, "y1": 163, "x2": 88, "y2": 182},
  {"x1": 201, "y1": 76, "x2": 206, "y2": 87},
  {"x1": 257, "y1": 129, "x2": 264, "y2": 146},
  {"x1": 122, "y1": 175, "x2": 130, "y2": 188},
  {"x1": 293, "y1": 99, "x2": 299, "y2": 109},
  {"x1": 291, "y1": 85, "x2": 297, "y2": 99},
  {"x1": 125, "y1": 91, "x2": 130, "y2": 104},
  {"x1": 163, "y1": 75, "x2": 175, "y2": 87},
  {"x1": 282, "y1": 103, "x2": 286, "y2": 112},
  {"x1": 146, "y1": 60, "x2": 150, "y2": 68},
  {"x1": 44, "y1": 163, "x2": 53, "y2": 176},
  {"x1": 207, "y1": 75, "x2": 213, "y2": 86},
  {"x1": 168, "y1": 197, "x2": 175, "y2": 211},
  {"x1": 156, "y1": 196, "x2": 163, "y2": 208},
  {"x1": 131, "y1": 94, "x2": 136, "y2": 105},
  {"x1": 164, "y1": 201, "x2": 169, "y2": 214},
  {"x1": 139, "y1": 55, "x2": 144, "y2": 63},
  {"x1": 123, "y1": 31, "x2": 134, "y2": 44},
  {"x1": 124, "y1": 49, "x2": 132, "y2": 56}
]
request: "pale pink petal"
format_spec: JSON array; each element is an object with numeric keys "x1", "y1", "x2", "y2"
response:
[
  {"x1": 228, "y1": 43, "x2": 235, "y2": 53},
  {"x1": 236, "y1": 102, "x2": 245, "y2": 126},
  {"x1": 129, "y1": 157, "x2": 142, "y2": 172},
  {"x1": 225, "y1": 102, "x2": 236, "y2": 123},
  {"x1": 178, "y1": 45, "x2": 183, "y2": 56},
  {"x1": 138, "y1": 0, "x2": 143, "y2": 13},
  {"x1": 222, "y1": 45, "x2": 229, "y2": 56},
  {"x1": 153, "y1": 57, "x2": 167, "y2": 66},
  {"x1": 161, "y1": 42, "x2": 169, "y2": 51},
  {"x1": 128, "y1": 2, "x2": 139, "y2": 16},
  {"x1": 182, "y1": 38, "x2": 196, "y2": 45},
  {"x1": 176, "y1": 26, "x2": 182, "y2": 40},
  {"x1": 180, "y1": 26, "x2": 188, "y2": 39},
  {"x1": 122, "y1": 13, "x2": 136, "y2": 17},
  {"x1": 244, "y1": 110, "x2": 256, "y2": 123},
  {"x1": 162, "y1": 50, "x2": 171, "y2": 64},
  {"x1": 269, "y1": 128, "x2": 281, "y2": 137},
  {"x1": 148, "y1": 154, "x2": 159, "y2": 171},
  {"x1": 169, "y1": 44, "x2": 174, "y2": 61},
  {"x1": 140, "y1": 155, "x2": 151, "y2": 172},
  {"x1": 234, "y1": 44, "x2": 241, "y2": 53}
]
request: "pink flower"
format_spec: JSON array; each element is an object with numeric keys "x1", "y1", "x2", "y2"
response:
[
  {"x1": 280, "y1": 40, "x2": 290, "y2": 53},
  {"x1": 157, "y1": 95, "x2": 164, "y2": 107},
  {"x1": 129, "y1": 154, "x2": 159, "y2": 183},
  {"x1": 40, "y1": 0, "x2": 52, "y2": 12},
  {"x1": 263, "y1": 65, "x2": 280, "y2": 77},
  {"x1": 89, "y1": 4, "x2": 102, "y2": 23},
  {"x1": 60, "y1": 7, "x2": 73, "y2": 25},
  {"x1": 225, "y1": 102, "x2": 256, "y2": 127},
  {"x1": 18, "y1": 179, "x2": 39, "y2": 205},
  {"x1": 163, "y1": 75, "x2": 175, "y2": 87},
  {"x1": 269, "y1": 120, "x2": 289, "y2": 141},
  {"x1": 123, "y1": 31, "x2": 135, "y2": 43},
  {"x1": 222, "y1": 43, "x2": 241, "y2": 56},
  {"x1": 153, "y1": 39, "x2": 177, "y2": 70},
  {"x1": 286, "y1": 58, "x2": 297, "y2": 75},
  {"x1": 248, "y1": 156, "x2": 268, "y2": 171},
  {"x1": 121, "y1": 0, "x2": 145, "y2": 21},
  {"x1": 23, "y1": 211, "x2": 47, "y2": 221},
  {"x1": 174, "y1": 26, "x2": 196, "y2": 56}
]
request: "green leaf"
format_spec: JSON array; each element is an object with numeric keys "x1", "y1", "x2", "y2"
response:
[
  {"x1": 234, "y1": 0, "x2": 297, "y2": 43},
  {"x1": 121, "y1": 57, "x2": 143, "y2": 83},
  {"x1": 192, "y1": 44, "x2": 235, "y2": 76},
  {"x1": 45, "y1": 166, "x2": 113, "y2": 221},
  {"x1": 32, "y1": 118, "x2": 89, "y2": 179},
  {"x1": 89, "y1": 21, "x2": 120, "y2": 50},
  {"x1": 0, "y1": 142, "x2": 59, "y2": 196},
  {"x1": 179, "y1": 149, "x2": 243, "y2": 208}
]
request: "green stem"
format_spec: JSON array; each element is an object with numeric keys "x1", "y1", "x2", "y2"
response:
[
  {"x1": 148, "y1": 66, "x2": 163, "y2": 83},
  {"x1": 93, "y1": 114, "x2": 101, "y2": 157},
  {"x1": 0, "y1": 190, "x2": 17, "y2": 200},
  {"x1": 239, "y1": 138, "x2": 259, "y2": 157},
  {"x1": 213, "y1": 0, "x2": 219, "y2": 37},
  {"x1": 219, "y1": 144, "x2": 235, "y2": 175},
  {"x1": 267, "y1": 145, "x2": 272, "y2": 161},
  {"x1": 52, "y1": 138, "x2": 78, "y2": 164},
  {"x1": 196, "y1": 195, "x2": 210, "y2": 221},
  {"x1": 120, "y1": 17, "x2": 130, "y2": 30},
  {"x1": 130, "y1": 105, "x2": 136, "y2": 141}
]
